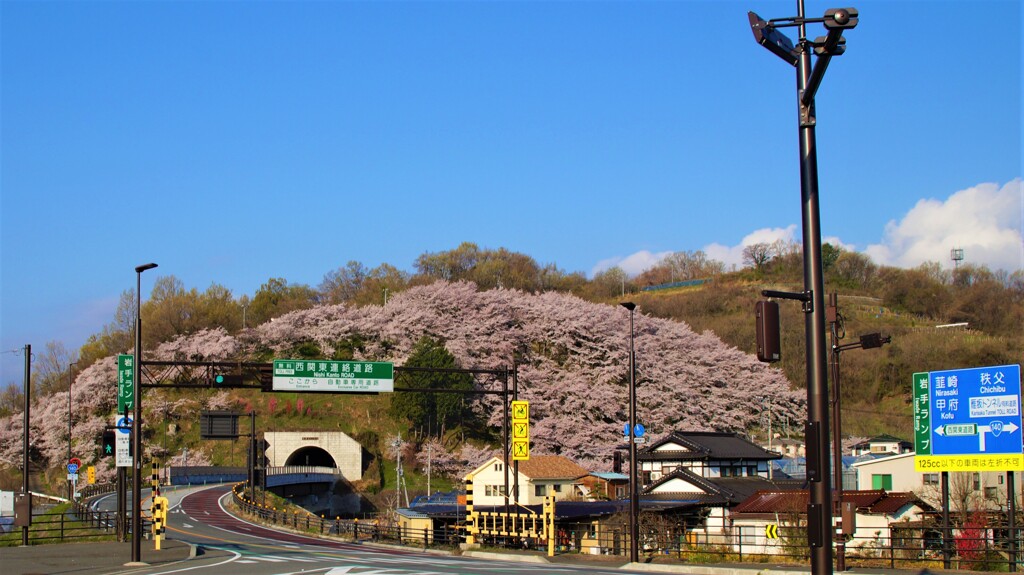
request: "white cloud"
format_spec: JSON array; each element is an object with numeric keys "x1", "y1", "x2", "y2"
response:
[
  {"x1": 592, "y1": 179, "x2": 1023, "y2": 278},
  {"x1": 704, "y1": 225, "x2": 799, "y2": 271},
  {"x1": 865, "y1": 179, "x2": 1023, "y2": 272},
  {"x1": 592, "y1": 226, "x2": 798, "y2": 277},
  {"x1": 591, "y1": 250, "x2": 673, "y2": 277}
]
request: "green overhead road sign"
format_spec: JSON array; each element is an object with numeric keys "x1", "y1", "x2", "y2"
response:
[
  {"x1": 117, "y1": 354, "x2": 134, "y2": 414},
  {"x1": 272, "y1": 359, "x2": 394, "y2": 393}
]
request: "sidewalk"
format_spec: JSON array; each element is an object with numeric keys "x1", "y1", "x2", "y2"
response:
[{"x1": 0, "y1": 538, "x2": 195, "y2": 575}]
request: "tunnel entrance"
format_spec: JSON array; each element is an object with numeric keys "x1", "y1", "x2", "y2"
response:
[{"x1": 285, "y1": 446, "x2": 337, "y2": 467}]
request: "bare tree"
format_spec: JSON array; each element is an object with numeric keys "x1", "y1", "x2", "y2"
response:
[{"x1": 742, "y1": 243, "x2": 774, "y2": 272}]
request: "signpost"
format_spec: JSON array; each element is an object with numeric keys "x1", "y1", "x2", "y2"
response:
[
  {"x1": 914, "y1": 364, "x2": 1023, "y2": 472},
  {"x1": 272, "y1": 360, "x2": 394, "y2": 393},
  {"x1": 117, "y1": 354, "x2": 134, "y2": 415},
  {"x1": 115, "y1": 416, "x2": 132, "y2": 468},
  {"x1": 511, "y1": 400, "x2": 530, "y2": 461}
]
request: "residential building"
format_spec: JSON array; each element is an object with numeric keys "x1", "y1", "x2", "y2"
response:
[
  {"x1": 851, "y1": 452, "x2": 1012, "y2": 510},
  {"x1": 579, "y1": 471, "x2": 629, "y2": 501},
  {"x1": 636, "y1": 431, "x2": 793, "y2": 536},
  {"x1": 465, "y1": 455, "x2": 589, "y2": 507},
  {"x1": 850, "y1": 434, "x2": 913, "y2": 456},
  {"x1": 637, "y1": 430, "x2": 781, "y2": 485},
  {"x1": 728, "y1": 489, "x2": 933, "y2": 556}
]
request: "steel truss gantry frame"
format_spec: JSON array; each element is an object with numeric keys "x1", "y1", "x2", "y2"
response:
[{"x1": 137, "y1": 359, "x2": 521, "y2": 523}]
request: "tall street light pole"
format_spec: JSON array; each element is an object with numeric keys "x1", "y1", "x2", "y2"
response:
[
  {"x1": 67, "y1": 361, "x2": 77, "y2": 500},
  {"x1": 748, "y1": 4, "x2": 858, "y2": 574},
  {"x1": 620, "y1": 302, "x2": 639, "y2": 564},
  {"x1": 22, "y1": 344, "x2": 31, "y2": 546},
  {"x1": 131, "y1": 262, "x2": 157, "y2": 564}
]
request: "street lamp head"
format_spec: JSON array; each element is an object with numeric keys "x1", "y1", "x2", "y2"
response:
[
  {"x1": 135, "y1": 262, "x2": 158, "y2": 273},
  {"x1": 824, "y1": 8, "x2": 859, "y2": 30},
  {"x1": 620, "y1": 302, "x2": 636, "y2": 312},
  {"x1": 748, "y1": 11, "x2": 798, "y2": 66}
]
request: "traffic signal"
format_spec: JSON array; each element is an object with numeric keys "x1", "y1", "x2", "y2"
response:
[
  {"x1": 101, "y1": 430, "x2": 116, "y2": 458},
  {"x1": 755, "y1": 300, "x2": 781, "y2": 363},
  {"x1": 213, "y1": 373, "x2": 243, "y2": 387}
]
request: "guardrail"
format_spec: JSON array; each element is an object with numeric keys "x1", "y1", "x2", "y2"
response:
[{"x1": 230, "y1": 484, "x2": 460, "y2": 550}]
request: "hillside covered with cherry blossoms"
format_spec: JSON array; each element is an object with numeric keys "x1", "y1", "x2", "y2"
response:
[{"x1": 0, "y1": 281, "x2": 801, "y2": 485}]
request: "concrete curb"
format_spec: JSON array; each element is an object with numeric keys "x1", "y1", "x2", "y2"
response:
[{"x1": 462, "y1": 550, "x2": 551, "y2": 564}]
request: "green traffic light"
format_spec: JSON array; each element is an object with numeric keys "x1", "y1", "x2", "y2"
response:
[{"x1": 215, "y1": 374, "x2": 225, "y2": 384}]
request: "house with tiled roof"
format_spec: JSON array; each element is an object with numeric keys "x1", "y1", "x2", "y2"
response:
[
  {"x1": 634, "y1": 431, "x2": 796, "y2": 536},
  {"x1": 728, "y1": 489, "x2": 933, "y2": 555},
  {"x1": 850, "y1": 434, "x2": 913, "y2": 456},
  {"x1": 465, "y1": 455, "x2": 590, "y2": 506},
  {"x1": 637, "y1": 430, "x2": 782, "y2": 485}
]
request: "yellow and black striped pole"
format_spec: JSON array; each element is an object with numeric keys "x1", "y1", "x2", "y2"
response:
[
  {"x1": 465, "y1": 472, "x2": 476, "y2": 545},
  {"x1": 151, "y1": 462, "x2": 159, "y2": 494}
]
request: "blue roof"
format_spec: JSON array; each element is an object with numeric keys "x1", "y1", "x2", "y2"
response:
[{"x1": 591, "y1": 472, "x2": 628, "y2": 481}]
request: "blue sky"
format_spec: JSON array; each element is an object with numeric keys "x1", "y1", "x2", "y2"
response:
[{"x1": 2, "y1": 1, "x2": 1021, "y2": 388}]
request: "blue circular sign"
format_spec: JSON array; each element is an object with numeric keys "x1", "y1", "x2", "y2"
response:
[
  {"x1": 634, "y1": 424, "x2": 646, "y2": 437},
  {"x1": 67, "y1": 463, "x2": 79, "y2": 474},
  {"x1": 116, "y1": 416, "x2": 132, "y2": 434}
]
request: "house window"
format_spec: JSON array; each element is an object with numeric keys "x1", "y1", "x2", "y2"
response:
[
  {"x1": 553, "y1": 484, "x2": 562, "y2": 493},
  {"x1": 872, "y1": 474, "x2": 893, "y2": 490},
  {"x1": 923, "y1": 473, "x2": 940, "y2": 486},
  {"x1": 985, "y1": 486, "x2": 999, "y2": 499},
  {"x1": 999, "y1": 475, "x2": 1005, "y2": 485},
  {"x1": 485, "y1": 485, "x2": 507, "y2": 497},
  {"x1": 973, "y1": 473, "x2": 981, "y2": 490},
  {"x1": 535, "y1": 485, "x2": 547, "y2": 496},
  {"x1": 494, "y1": 463, "x2": 503, "y2": 472}
]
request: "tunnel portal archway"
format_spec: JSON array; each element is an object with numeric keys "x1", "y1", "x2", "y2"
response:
[
  {"x1": 285, "y1": 446, "x2": 337, "y2": 467},
  {"x1": 263, "y1": 431, "x2": 363, "y2": 480}
]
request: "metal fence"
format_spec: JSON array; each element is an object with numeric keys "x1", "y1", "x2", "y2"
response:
[
  {"x1": 231, "y1": 484, "x2": 461, "y2": 550},
  {"x1": 0, "y1": 500, "x2": 122, "y2": 545},
  {"x1": 594, "y1": 523, "x2": 1021, "y2": 572},
  {"x1": 230, "y1": 485, "x2": 1024, "y2": 572}
]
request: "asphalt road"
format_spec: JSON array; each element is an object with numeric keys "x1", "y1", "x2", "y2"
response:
[{"x1": 163, "y1": 485, "x2": 642, "y2": 575}]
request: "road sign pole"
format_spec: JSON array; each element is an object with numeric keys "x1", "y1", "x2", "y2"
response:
[{"x1": 942, "y1": 471, "x2": 951, "y2": 568}]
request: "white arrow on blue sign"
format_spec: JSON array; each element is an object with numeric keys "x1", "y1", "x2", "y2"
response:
[
  {"x1": 116, "y1": 416, "x2": 132, "y2": 434},
  {"x1": 623, "y1": 423, "x2": 646, "y2": 437}
]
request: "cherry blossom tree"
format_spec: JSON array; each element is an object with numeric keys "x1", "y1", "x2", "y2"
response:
[{"x1": 0, "y1": 280, "x2": 800, "y2": 483}]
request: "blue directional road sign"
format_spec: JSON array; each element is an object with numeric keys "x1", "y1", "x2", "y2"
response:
[{"x1": 914, "y1": 364, "x2": 1023, "y2": 472}]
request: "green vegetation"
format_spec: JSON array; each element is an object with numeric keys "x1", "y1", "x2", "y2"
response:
[
  {"x1": 389, "y1": 336, "x2": 479, "y2": 440},
  {"x1": 624, "y1": 250, "x2": 1023, "y2": 439},
  {"x1": 0, "y1": 502, "x2": 114, "y2": 546}
]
